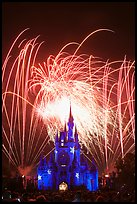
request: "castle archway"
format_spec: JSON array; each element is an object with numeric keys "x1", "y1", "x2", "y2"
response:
[{"x1": 59, "y1": 182, "x2": 68, "y2": 191}]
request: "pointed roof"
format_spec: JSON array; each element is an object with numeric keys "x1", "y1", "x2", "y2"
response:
[
  {"x1": 74, "y1": 125, "x2": 78, "y2": 136},
  {"x1": 55, "y1": 130, "x2": 58, "y2": 142},
  {"x1": 68, "y1": 102, "x2": 74, "y2": 123},
  {"x1": 69, "y1": 102, "x2": 73, "y2": 118},
  {"x1": 64, "y1": 122, "x2": 67, "y2": 132}
]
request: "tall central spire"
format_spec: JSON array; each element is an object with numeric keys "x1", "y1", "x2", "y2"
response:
[
  {"x1": 67, "y1": 102, "x2": 74, "y2": 141},
  {"x1": 68, "y1": 101, "x2": 74, "y2": 123}
]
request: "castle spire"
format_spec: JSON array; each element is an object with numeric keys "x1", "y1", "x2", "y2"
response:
[
  {"x1": 68, "y1": 102, "x2": 74, "y2": 124},
  {"x1": 74, "y1": 125, "x2": 78, "y2": 143},
  {"x1": 69, "y1": 101, "x2": 73, "y2": 119},
  {"x1": 64, "y1": 122, "x2": 67, "y2": 142},
  {"x1": 67, "y1": 102, "x2": 74, "y2": 141},
  {"x1": 55, "y1": 130, "x2": 58, "y2": 142},
  {"x1": 64, "y1": 122, "x2": 67, "y2": 132},
  {"x1": 74, "y1": 125, "x2": 77, "y2": 135}
]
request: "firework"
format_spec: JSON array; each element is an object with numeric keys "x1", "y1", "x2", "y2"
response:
[{"x1": 2, "y1": 29, "x2": 135, "y2": 175}]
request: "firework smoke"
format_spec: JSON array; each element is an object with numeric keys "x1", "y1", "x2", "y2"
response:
[{"x1": 2, "y1": 29, "x2": 135, "y2": 174}]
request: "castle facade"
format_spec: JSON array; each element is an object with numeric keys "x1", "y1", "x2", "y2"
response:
[{"x1": 37, "y1": 106, "x2": 98, "y2": 191}]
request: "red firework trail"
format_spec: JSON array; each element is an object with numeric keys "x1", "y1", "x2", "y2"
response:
[{"x1": 2, "y1": 29, "x2": 135, "y2": 175}]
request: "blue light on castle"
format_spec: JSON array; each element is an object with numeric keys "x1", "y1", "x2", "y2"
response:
[{"x1": 37, "y1": 105, "x2": 98, "y2": 191}]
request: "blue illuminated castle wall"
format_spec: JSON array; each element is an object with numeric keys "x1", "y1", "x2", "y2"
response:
[{"x1": 37, "y1": 106, "x2": 98, "y2": 191}]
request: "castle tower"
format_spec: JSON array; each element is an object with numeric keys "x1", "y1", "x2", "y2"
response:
[
  {"x1": 67, "y1": 103, "x2": 74, "y2": 141},
  {"x1": 67, "y1": 103, "x2": 75, "y2": 163},
  {"x1": 64, "y1": 122, "x2": 67, "y2": 142},
  {"x1": 37, "y1": 102, "x2": 98, "y2": 191},
  {"x1": 72, "y1": 151, "x2": 80, "y2": 186},
  {"x1": 55, "y1": 130, "x2": 59, "y2": 142},
  {"x1": 74, "y1": 125, "x2": 80, "y2": 165},
  {"x1": 74, "y1": 125, "x2": 80, "y2": 147}
]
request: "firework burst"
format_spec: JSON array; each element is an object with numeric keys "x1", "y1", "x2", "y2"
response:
[{"x1": 2, "y1": 29, "x2": 135, "y2": 175}]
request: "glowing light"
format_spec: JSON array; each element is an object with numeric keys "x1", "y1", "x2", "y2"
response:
[
  {"x1": 38, "y1": 175, "x2": 42, "y2": 180},
  {"x1": 75, "y1": 173, "x2": 79, "y2": 179},
  {"x1": 2, "y1": 29, "x2": 135, "y2": 175},
  {"x1": 47, "y1": 169, "x2": 51, "y2": 174},
  {"x1": 59, "y1": 182, "x2": 68, "y2": 191},
  {"x1": 70, "y1": 147, "x2": 74, "y2": 154}
]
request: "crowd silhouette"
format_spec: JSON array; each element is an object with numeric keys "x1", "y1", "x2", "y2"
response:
[{"x1": 2, "y1": 185, "x2": 135, "y2": 202}]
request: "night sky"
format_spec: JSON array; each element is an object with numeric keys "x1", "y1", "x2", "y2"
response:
[
  {"x1": 2, "y1": 2, "x2": 135, "y2": 176},
  {"x1": 3, "y1": 2, "x2": 135, "y2": 62}
]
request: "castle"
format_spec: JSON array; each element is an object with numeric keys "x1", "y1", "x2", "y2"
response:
[{"x1": 37, "y1": 105, "x2": 98, "y2": 191}]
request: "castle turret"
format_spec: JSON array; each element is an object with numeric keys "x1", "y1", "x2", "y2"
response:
[
  {"x1": 64, "y1": 122, "x2": 67, "y2": 142},
  {"x1": 58, "y1": 122, "x2": 67, "y2": 147},
  {"x1": 74, "y1": 125, "x2": 80, "y2": 165},
  {"x1": 55, "y1": 130, "x2": 59, "y2": 142},
  {"x1": 72, "y1": 152, "x2": 80, "y2": 186},
  {"x1": 64, "y1": 122, "x2": 67, "y2": 132},
  {"x1": 74, "y1": 125, "x2": 78, "y2": 143},
  {"x1": 55, "y1": 130, "x2": 59, "y2": 162},
  {"x1": 60, "y1": 131, "x2": 66, "y2": 146}
]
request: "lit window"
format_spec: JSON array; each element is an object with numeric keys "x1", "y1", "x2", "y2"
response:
[
  {"x1": 55, "y1": 150, "x2": 58, "y2": 154},
  {"x1": 61, "y1": 165, "x2": 66, "y2": 167},
  {"x1": 61, "y1": 139, "x2": 64, "y2": 142},
  {"x1": 61, "y1": 143, "x2": 64, "y2": 146}
]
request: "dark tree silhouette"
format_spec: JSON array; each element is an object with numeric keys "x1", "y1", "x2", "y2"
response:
[{"x1": 115, "y1": 153, "x2": 135, "y2": 190}]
